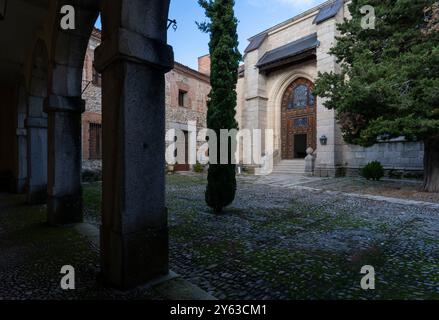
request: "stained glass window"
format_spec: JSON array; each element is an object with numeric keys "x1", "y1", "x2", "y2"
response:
[
  {"x1": 288, "y1": 85, "x2": 308, "y2": 109},
  {"x1": 309, "y1": 91, "x2": 316, "y2": 106}
]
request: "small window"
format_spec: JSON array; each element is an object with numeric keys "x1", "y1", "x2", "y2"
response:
[
  {"x1": 92, "y1": 67, "x2": 102, "y2": 87},
  {"x1": 178, "y1": 90, "x2": 188, "y2": 108}
]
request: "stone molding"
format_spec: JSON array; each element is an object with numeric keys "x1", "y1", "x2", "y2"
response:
[
  {"x1": 25, "y1": 116, "x2": 47, "y2": 129},
  {"x1": 44, "y1": 95, "x2": 85, "y2": 113},
  {"x1": 94, "y1": 28, "x2": 174, "y2": 73}
]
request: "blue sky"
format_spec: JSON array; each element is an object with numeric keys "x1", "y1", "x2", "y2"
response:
[{"x1": 96, "y1": 0, "x2": 326, "y2": 69}]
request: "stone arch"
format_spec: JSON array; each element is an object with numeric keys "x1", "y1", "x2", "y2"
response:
[
  {"x1": 48, "y1": 1, "x2": 100, "y2": 97},
  {"x1": 26, "y1": 38, "x2": 49, "y2": 204},
  {"x1": 267, "y1": 71, "x2": 315, "y2": 158}
]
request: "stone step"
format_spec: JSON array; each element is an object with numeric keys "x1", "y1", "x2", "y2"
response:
[
  {"x1": 273, "y1": 165, "x2": 305, "y2": 168},
  {"x1": 272, "y1": 166, "x2": 305, "y2": 174},
  {"x1": 275, "y1": 165, "x2": 305, "y2": 168},
  {"x1": 272, "y1": 160, "x2": 306, "y2": 175},
  {"x1": 271, "y1": 171, "x2": 305, "y2": 176}
]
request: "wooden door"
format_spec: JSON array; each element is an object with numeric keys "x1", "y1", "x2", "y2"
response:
[
  {"x1": 281, "y1": 78, "x2": 316, "y2": 159},
  {"x1": 175, "y1": 130, "x2": 190, "y2": 172}
]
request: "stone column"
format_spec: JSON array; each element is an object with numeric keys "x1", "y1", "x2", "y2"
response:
[
  {"x1": 15, "y1": 86, "x2": 28, "y2": 193},
  {"x1": 45, "y1": 95, "x2": 84, "y2": 225},
  {"x1": 26, "y1": 95, "x2": 47, "y2": 204},
  {"x1": 95, "y1": 0, "x2": 174, "y2": 289}
]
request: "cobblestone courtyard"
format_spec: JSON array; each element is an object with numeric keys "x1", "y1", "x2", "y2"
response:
[
  {"x1": 1, "y1": 174, "x2": 438, "y2": 299},
  {"x1": 88, "y1": 174, "x2": 438, "y2": 300}
]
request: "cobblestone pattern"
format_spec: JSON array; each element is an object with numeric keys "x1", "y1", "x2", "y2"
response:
[
  {"x1": 166, "y1": 175, "x2": 439, "y2": 300},
  {"x1": 0, "y1": 194, "x2": 164, "y2": 300}
]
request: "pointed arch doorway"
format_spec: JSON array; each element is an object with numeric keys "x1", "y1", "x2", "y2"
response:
[{"x1": 281, "y1": 78, "x2": 317, "y2": 159}]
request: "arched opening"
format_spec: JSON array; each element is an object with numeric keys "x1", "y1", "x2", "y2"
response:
[
  {"x1": 26, "y1": 39, "x2": 49, "y2": 204},
  {"x1": 281, "y1": 77, "x2": 316, "y2": 159}
]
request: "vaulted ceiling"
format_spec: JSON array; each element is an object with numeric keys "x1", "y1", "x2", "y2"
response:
[{"x1": 0, "y1": 0, "x2": 50, "y2": 84}]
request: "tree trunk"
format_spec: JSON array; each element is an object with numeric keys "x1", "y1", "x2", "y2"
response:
[{"x1": 423, "y1": 137, "x2": 439, "y2": 193}]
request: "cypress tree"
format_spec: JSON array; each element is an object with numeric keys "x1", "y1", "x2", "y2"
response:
[
  {"x1": 314, "y1": 0, "x2": 439, "y2": 192},
  {"x1": 198, "y1": 0, "x2": 241, "y2": 213}
]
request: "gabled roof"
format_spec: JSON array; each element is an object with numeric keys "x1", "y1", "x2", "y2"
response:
[
  {"x1": 244, "y1": 32, "x2": 267, "y2": 53},
  {"x1": 256, "y1": 33, "x2": 318, "y2": 71},
  {"x1": 238, "y1": 64, "x2": 245, "y2": 78},
  {"x1": 245, "y1": 0, "x2": 345, "y2": 48},
  {"x1": 314, "y1": 0, "x2": 344, "y2": 24}
]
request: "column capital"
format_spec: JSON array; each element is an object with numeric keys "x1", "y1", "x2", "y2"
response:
[
  {"x1": 16, "y1": 129, "x2": 27, "y2": 136},
  {"x1": 94, "y1": 28, "x2": 174, "y2": 73},
  {"x1": 44, "y1": 95, "x2": 85, "y2": 114}
]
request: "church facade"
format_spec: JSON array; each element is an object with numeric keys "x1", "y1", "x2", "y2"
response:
[{"x1": 236, "y1": 0, "x2": 424, "y2": 177}]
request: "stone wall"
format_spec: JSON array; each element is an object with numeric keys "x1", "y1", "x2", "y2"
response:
[
  {"x1": 342, "y1": 141, "x2": 424, "y2": 177},
  {"x1": 82, "y1": 83, "x2": 101, "y2": 114}
]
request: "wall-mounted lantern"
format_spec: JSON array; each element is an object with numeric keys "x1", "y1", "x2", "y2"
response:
[
  {"x1": 167, "y1": 19, "x2": 177, "y2": 31},
  {"x1": 0, "y1": 0, "x2": 7, "y2": 20},
  {"x1": 320, "y1": 135, "x2": 328, "y2": 146}
]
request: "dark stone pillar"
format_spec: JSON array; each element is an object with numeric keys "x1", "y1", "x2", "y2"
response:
[
  {"x1": 15, "y1": 128, "x2": 27, "y2": 193},
  {"x1": 45, "y1": 95, "x2": 84, "y2": 225},
  {"x1": 15, "y1": 86, "x2": 28, "y2": 193},
  {"x1": 95, "y1": 0, "x2": 174, "y2": 289},
  {"x1": 26, "y1": 95, "x2": 47, "y2": 204}
]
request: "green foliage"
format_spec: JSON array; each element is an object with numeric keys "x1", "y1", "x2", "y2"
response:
[
  {"x1": 361, "y1": 161, "x2": 385, "y2": 181},
  {"x1": 193, "y1": 162, "x2": 205, "y2": 173},
  {"x1": 314, "y1": 0, "x2": 439, "y2": 147},
  {"x1": 198, "y1": 0, "x2": 241, "y2": 213}
]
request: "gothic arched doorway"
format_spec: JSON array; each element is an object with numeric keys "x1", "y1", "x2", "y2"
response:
[{"x1": 281, "y1": 78, "x2": 316, "y2": 159}]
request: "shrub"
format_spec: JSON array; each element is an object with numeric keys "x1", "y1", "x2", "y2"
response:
[
  {"x1": 360, "y1": 161, "x2": 384, "y2": 181},
  {"x1": 193, "y1": 162, "x2": 205, "y2": 173}
]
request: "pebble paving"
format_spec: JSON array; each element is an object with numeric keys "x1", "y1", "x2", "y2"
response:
[
  {"x1": 165, "y1": 174, "x2": 439, "y2": 300},
  {"x1": 1, "y1": 173, "x2": 438, "y2": 300},
  {"x1": 0, "y1": 194, "x2": 164, "y2": 300}
]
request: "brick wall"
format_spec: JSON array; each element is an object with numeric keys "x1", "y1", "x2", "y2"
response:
[{"x1": 198, "y1": 54, "x2": 211, "y2": 76}]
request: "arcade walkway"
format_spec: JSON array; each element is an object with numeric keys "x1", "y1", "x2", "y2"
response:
[{"x1": 0, "y1": 0, "x2": 174, "y2": 289}]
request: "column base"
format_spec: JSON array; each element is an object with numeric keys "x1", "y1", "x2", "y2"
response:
[
  {"x1": 47, "y1": 194, "x2": 83, "y2": 225},
  {"x1": 241, "y1": 165, "x2": 260, "y2": 175},
  {"x1": 27, "y1": 186, "x2": 47, "y2": 205},
  {"x1": 101, "y1": 226, "x2": 169, "y2": 290},
  {"x1": 15, "y1": 178, "x2": 27, "y2": 194}
]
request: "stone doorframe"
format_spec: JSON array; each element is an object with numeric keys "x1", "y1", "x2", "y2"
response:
[{"x1": 266, "y1": 71, "x2": 317, "y2": 164}]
